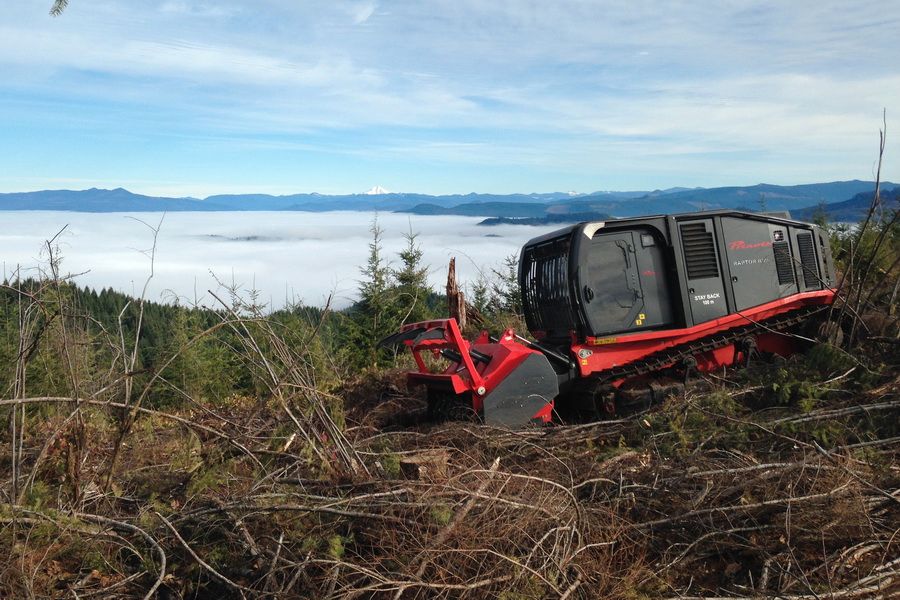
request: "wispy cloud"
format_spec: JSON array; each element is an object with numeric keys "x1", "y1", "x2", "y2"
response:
[
  {"x1": 159, "y1": 1, "x2": 236, "y2": 18},
  {"x1": 0, "y1": 0, "x2": 897, "y2": 195},
  {"x1": 349, "y1": 1, "x2": 377, "y2": 24}
]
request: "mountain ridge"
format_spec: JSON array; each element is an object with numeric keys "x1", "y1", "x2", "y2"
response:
[{"x1": 0, "y1": 180, "x2": 893, "y2": 221}]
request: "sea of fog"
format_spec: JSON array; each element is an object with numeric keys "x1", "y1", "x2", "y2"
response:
[{"x1": 0, "y1": 211, "x2": 562, "y2": 309}]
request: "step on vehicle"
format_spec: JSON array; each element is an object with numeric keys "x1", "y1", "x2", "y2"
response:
[{"x1": 380, "y1": 210, "x2": 837, "y2": 427}]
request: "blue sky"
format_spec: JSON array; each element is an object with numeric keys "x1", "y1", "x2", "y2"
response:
[{"x1": 2, "y1": 0, "x2": 898, "y2": 197}]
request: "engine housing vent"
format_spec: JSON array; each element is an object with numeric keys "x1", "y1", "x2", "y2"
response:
[
  {"x1": 680, "y1": 222, "x2": 719, "y2": 280},
  {"x1": 773, "y1": 241, "x2": 795, "y2": 285},
  {"x1": 796, "y1": 232, "x2": 819, "y2": 289}
]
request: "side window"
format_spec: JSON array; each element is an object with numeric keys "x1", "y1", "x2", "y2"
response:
[
  {"x1": 583, "y1": 228, "x2": 676, "y2": 335},
  {"x1": 593, "y1": 239, "x2": 638, "y2": 309},
  {"x1": 584, "y1": 232, "x2": 643, "y2": 334}
]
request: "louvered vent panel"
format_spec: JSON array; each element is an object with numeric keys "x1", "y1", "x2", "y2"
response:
[
  {"x1": 680, "y1": 223, "x2": 719, "y2": 279},
  {"x1": 773, "y1": 241, "x2": 795, "y2": 285},
  {"x1": 796, "y1": 233, "x2": 818, "y2": 289}
]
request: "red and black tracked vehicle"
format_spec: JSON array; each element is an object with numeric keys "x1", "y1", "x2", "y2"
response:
[{"x1": 381, "y1": 210, "x2": 837, "y2": 427}]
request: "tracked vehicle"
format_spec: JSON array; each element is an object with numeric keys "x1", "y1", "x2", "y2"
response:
[{"x1": 381, "y1": 210, "x2": 837, "y2": 427}]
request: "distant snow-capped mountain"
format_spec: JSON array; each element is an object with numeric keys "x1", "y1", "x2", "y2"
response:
[{"x1": 364, "y1": 186, "x2": 391, "y2": 195}]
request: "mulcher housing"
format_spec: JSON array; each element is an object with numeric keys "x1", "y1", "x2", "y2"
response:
[{"x1": 387, "y1": 210, "x2": 837, "y2": 427}]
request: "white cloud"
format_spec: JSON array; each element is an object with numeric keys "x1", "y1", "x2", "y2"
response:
[
  {"x1": 350, "y1": 1, "x2": 377, "y2": 24},
  {"x1": 160, "y1": 1, "x2": 235, "y2": 17},
  {"x1": 0, "y1": 27, "x2": 381, "y2": 90},
  {"x1": 0, "y1": 0, "x2": 897, "y2": 192}
]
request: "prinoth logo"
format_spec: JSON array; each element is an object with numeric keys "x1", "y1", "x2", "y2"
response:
[{"x1": 729, "y1": 240, "x2": 773, "y2": 250}]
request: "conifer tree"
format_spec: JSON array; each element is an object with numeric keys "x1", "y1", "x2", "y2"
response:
[
  {"x1": 392, "y1": 226, "x2": 432, "y2": 325},
  {"x1": 470, "y1": 272, "x2": 490, "y2": 316},
  {"x1": 349, "y1": 217, "x2": 395, "y2": 368},
  {"x1": 490, "y1": 254, "x2": 523, "y2": 317},
  {"x1": 466, "y1": 254, "x2": 526, "y2": 332}
]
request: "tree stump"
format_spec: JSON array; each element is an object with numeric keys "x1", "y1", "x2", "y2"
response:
[{"x1": 447, "y1": 257, "x2": 466, "y2": 330}]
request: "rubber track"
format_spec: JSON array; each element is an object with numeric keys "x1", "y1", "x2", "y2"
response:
[{"x1": 593, "y1": 305, "x2": 827, "y2": 384}]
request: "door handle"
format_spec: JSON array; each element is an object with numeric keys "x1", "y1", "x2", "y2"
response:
[{"x1": 583, "y1": 285, "x2": 595, "y2": 302}]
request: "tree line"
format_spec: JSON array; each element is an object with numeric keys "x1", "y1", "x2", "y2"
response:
[{"x1": 0, "y1": 218, "x2": 524, "y2": 408}]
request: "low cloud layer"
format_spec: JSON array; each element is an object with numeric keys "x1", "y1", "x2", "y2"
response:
[{"x1": 0, "y1": 211, "x2": 557, "y2": 309}]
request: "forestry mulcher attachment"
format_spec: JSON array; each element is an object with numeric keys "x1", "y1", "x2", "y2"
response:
[{"x1": 381, "y1": 210, "x2": 837, "y2": 427}]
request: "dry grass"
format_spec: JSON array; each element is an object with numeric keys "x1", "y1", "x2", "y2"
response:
[{"x1": 0, "y1": 343, "x2": 897, "y2": 598}]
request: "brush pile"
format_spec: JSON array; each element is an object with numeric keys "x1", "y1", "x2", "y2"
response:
[{"x1": 0, "y1": 339, "x2": 897, "y2": 598}]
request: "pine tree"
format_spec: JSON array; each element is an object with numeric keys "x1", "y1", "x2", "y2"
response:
[
  {"x1": 470, "y1": 272, "x2": 490, "y2": 315},
  {"x1": 465, "y1": 253, "x2": 527, "y2": 332},
  {"x1": 359, "y1": 218, "x2": 390, "y2": 310},
  {"x1": 349, "y1": 217, "x2": 395, "y2": 368},
  {"x1": 392, "y1": 226, "x2": 432, "y2": 325},
  {"x1": 490, "y1": 253, "x2": 523, "y2": 317}
]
